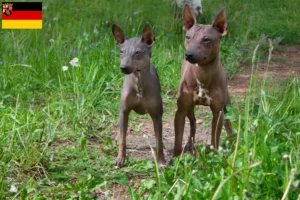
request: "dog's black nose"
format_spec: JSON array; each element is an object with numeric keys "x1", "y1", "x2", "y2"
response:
[
  {"x1": 120, "y1": 65, "x2": 131, "y2": 74},
  {"x1": 120, "y1": 65, "x2": 128, "y2": 70},
  {"x1": 185, "y1": 52, "x2": 193, "y2": 59}
]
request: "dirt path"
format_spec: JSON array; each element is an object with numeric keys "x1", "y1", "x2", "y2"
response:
[
  {"x1": 111, "y1": 45, "x2": 300, "y2": 163},
  {"x1": 229, "y1": 45, "x2": 300, "y2": 97},
  {"x1": 111, "y1": 115, "x2": 211, "y2": 163}
]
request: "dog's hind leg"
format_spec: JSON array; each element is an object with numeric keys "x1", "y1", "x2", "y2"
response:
[
  {"x1": 224, "y1": 104, "x2": 233, "y2": 138},
  {"x1": 224, "y1": 95, "x2": 233, "y2": 137}
]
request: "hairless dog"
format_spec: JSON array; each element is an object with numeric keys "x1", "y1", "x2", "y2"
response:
[
  {"x1": 173, "y1": 5, "x2": 233, "y2": 157},
  {"x1": 112, "y1": 23, "x2": 166, "y2": 168}
]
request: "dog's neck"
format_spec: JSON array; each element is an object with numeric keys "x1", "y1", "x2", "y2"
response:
[
  {"x1": 196, "y1": 54, "x2": 220, "y2": 69},
  {"x1": 190, "y1": 56, "x2": 221, "y2": 87},
  {"x1": 132, "y1": 63, "x2": 151, "y2": 101}
]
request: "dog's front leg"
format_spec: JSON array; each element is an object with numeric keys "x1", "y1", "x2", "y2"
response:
[
  {"x1": 211, "y1": 110, "x2": 224, "y2": 148},
  {"x1": 173, "y1": 98, "x2": 188, "y2": 157},
  {"x1": 173, "y1": 91, "x2": 194, "y2": 157},
  {"x1": 115, "y1": 109, "x2": 129, "y2": 168},
  {"x1": 185, "y1": 106, "x2": 196, "y2": 151},
  {"x1": 174, "y1": 109, "x2": 186, "y2": 157},
  {"x1": 150, "y1": 112, "x2": 166, "y2": 167}
]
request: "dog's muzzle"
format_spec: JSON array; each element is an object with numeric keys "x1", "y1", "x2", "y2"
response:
[
  {"x1": 185, "y1": 52, "x2": 197, "y2": 64},
  {"x1": 120, "y1": 65, "x2": 132, "y2": 74}
]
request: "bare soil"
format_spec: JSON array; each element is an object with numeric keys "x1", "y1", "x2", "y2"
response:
[
  {"x1": 228, "y1": 45, "x2": 300, "y2": 97},
  {"x1": 111, "y1": 116, "x2": 211, "y2": 163}
]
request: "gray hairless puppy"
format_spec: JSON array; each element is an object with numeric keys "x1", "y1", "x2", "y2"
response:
[{"x1": 112, "y1": 23, "x2": 166, "y2": 168}]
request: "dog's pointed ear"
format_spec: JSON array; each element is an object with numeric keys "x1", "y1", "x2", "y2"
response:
[
  {"x1": 141, "y1": 23, "x2": 155, "y2": 46},
  {"x1": 212, "y1": 8, "x2": 228, "y2": 36},
  {"x1": 183, "y1": 4, "x2": 196, "y2": 31},
  {"x1": 112, "y1": 24, "x2": 126, "y2": 45}
]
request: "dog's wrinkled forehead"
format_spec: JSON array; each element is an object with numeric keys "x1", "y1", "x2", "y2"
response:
[
  {"x1": 120, "y1": 38, "x2": 151, "y2": 54},
  {"x1": 188, "y1": 24, "x2": 219, "y2": 39}
]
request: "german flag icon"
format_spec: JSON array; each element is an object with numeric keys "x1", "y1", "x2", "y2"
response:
[{"x1": 2, "y1": 2, "x2": 42, "y2": 29}]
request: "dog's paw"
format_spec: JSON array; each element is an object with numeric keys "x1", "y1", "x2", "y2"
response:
[
  {"x1": 184, "y1": 143, "x2": 194, "y2": 152},
  {"x1": 114, "y1": 156, "x2": 125, "y2": 168},
  {"x1": 168, "y1": 158, "x2": 174, "y2": 166},
  {"x1": 227, "y1": 134, "x2": 236, "y2": 143},
  {"x1": 158, "y1": 159, "x2": 167, "y2": 168}
]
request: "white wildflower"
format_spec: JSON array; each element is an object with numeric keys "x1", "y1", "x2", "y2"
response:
[
  {"x1": 283, "y1": 154, "x2": 289, "y2": 159},
  {"x1": 62, "y1": 66, "x2": 68, "y2": 71},
  {"x1": 210, "y1": 145, "x2": 214, "y2": 150},
  {"x1": 49, "y1": 39, "x2": 55, "y2": 43},
  {"x1": 69, "y1": 57, "x2": 79, "y2": 67},
  {"x1": 9, "y1": 185, "x2": 17, "y2": 193}
]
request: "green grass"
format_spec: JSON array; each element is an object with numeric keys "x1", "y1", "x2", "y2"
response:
[{"x1": 0, "y1": 0, "x2": 299, "y2": 199}]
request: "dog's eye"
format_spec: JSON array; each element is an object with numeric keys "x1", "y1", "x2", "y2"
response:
[
  {"x1": 135, "y1": 51, "x2": 141, "y2": 55},
  {"x1": 202, "y1": 37, "x2": 210, "y2": 43},
  {"x1": 120, "y1": 50, "x2": 124, "y2": 54},
  {"x1": 186, "y1": 36, "x2": 191, "y2": 40}
]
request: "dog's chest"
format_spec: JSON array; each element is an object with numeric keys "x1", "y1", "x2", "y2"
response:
[{"x1": 193, "y1": 80, "x2": 212, "y2": 106}]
